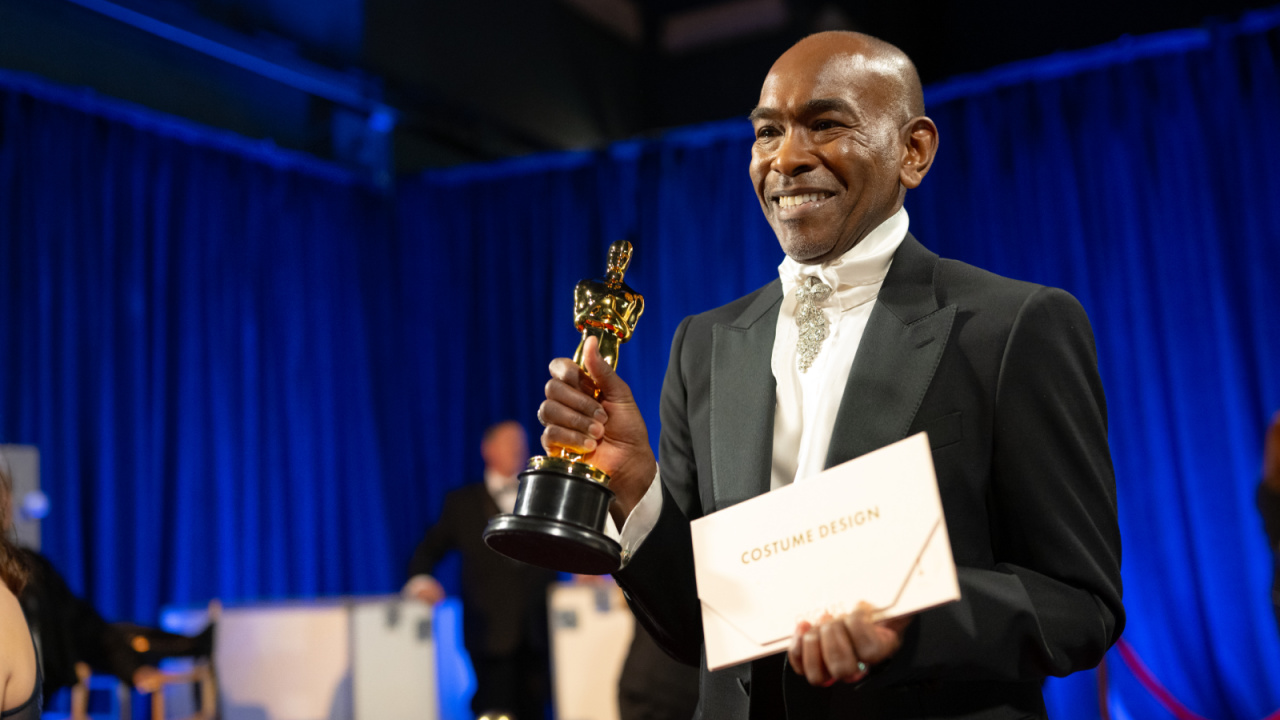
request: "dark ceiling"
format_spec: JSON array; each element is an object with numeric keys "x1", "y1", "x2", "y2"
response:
[{"x1": 0, "y1": 0, "x2": 1274, "y2": 175}]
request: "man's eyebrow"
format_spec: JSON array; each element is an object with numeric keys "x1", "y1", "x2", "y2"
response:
[
  {"x1": 802, "y1": 98, "x2": 857, "y2": 117},
  {"x1": 748, "y1": 98, "x2": 859, "y2": 123}
]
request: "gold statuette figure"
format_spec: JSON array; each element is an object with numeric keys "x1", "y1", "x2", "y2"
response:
[
  {"x1": 550, "y1": 240, "x2": 645, "y2": 467},
  {"x1": 572, "y1": 240, "x2": 644, "y2": 370},
  {"x1": 483, "y1": 240, "x2": 645, "y2": 574}
]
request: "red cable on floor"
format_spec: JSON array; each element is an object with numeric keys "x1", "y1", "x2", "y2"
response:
[
  {"x1": 1112, "y1": 638, "x2": 1280, "y2": 720},
  {"x1": 1113, "y1": 638, "x2": 1212, "y2": 720}
]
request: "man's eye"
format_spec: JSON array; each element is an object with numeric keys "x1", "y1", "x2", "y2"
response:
[
  {"x1": 756, "y1": 127, "x2": 779, "y2": 138},
  {"x1": 814, "y1": 120, "x2": 838, "y2": 131}
]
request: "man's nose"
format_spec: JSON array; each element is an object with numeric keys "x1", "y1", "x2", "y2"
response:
[{"x1": 773, "y1": 130, "x2": 815, "y2": 177}]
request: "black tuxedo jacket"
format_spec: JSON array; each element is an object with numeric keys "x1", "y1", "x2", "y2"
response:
[
  {"x1": 409, "y1": 483, "x2": 556, "y2": 658},
  {"x1": 615, "y1": 235, "x2": 1124, "y2": 719}
]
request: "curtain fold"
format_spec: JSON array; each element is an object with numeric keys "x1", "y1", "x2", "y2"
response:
[{"x1": 0, "y1": 78, "x2": 396, "y2": 620}]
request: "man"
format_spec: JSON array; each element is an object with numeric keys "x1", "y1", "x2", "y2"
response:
[
  {"x1": 1257, "y1": 412, "x2": 1280, "y2": 630},
  {"x1": 539, "y1": 32, "x2": 1124, "y2": 717},
  {"x1": 405, "y1": 421, "x2": 555, "y2": 720}
]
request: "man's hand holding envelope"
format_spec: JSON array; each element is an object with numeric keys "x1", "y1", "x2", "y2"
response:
[
  {"x1": 690, "y1": 433, "x2": 961, "y2": 680},
  {"x1": 789, "y1": 602, "x2": 913, "y2": 686}
]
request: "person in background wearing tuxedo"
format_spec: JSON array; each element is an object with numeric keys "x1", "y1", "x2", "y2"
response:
[
  {"x1": 1257, "y1": 412, "x2": 1280, "y2": 630},
  {"x1": 405, "y1": 421, "x2": 555, "y2": 720},
  {"x1": 538, "y1": 31, "x2": 1123, "y2": 718}
]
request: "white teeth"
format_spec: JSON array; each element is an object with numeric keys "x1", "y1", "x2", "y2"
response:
[{"x1": 778, "y1": 193, "x2": 829, "y2": 208}]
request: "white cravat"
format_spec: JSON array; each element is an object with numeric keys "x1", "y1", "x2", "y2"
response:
[
  {"x1": 771, "y1": 208, "x2": 907, "y2": 487},
  {"x1": 616, "y1": 209, "x2": 910, "y2": 563}
]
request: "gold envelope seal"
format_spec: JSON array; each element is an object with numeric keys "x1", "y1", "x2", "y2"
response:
[{"x1": 690, "y1": 432, "x2": 961, "y2": 671}]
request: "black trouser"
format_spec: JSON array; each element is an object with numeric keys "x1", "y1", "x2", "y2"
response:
[{"x1": 471, "y1": 645, "x2": 549, "y2": 720}]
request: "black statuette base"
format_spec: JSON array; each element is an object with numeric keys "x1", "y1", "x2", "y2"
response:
[{"x1": 483, "y1": 467, "x2": 621, "y2": 575}]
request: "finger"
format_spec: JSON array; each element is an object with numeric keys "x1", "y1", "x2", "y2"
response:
[
  {"x1": 865, "y1": 603, "x2": 911, "y2": 651},
  {"x1": 818, "y1": 618, "x2": 864, "y2": 683},
  {"x1": 537, "y1": 398, "x2": 600, "y2": 437},
  {"x1": 550, "y1": 354, "x2": 604, "y2": 405},
  {"x1": 873, "y1": 622, "x2": 907, "y2": 659},
  {"x1": 539, "y1": 391, "x2": 606, "y2": 442},
  {"x1": 541, "y1": 423, "x2": 597, "y2": 455},
  {"x1": 538, "y1": 395, "x2": 606, "y2": 455},
  {"x1": 788, "y1": 621, "x2": 812, "y2": 676},
  {"x1": 842, "y1": 608, "x2": 883, "y2": 667},
  {"x1": 844, "y1": 605, "x2": 904, "y2": 667},
  {"x1": 549, "y1": 356, "x2": 588, "y2": 386},
  {"x1": 580, "y1": 335, "x2": 632, "y2": 402},
  {"x1": 800, "y1": 623, "x2": 831, "y2": 686},
  {"x1": 544, "y1": 378, "x2": 609, "y2": 426}
]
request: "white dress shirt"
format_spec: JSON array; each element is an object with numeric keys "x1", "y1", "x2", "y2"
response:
[
  {"x1": 614, "y1": 208, "x2": 910, "y2": 563},
  {"x1": 484, "y1": 467, "x2": 520, "y2": 515}
]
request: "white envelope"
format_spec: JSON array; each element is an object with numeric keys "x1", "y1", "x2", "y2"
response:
[{"x1": 690, "y1": 432, "x2": 960, "y2": 671}]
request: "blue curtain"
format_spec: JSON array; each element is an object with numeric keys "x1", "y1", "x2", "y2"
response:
[
  {"x1": 0, "y1": 73, "x2": 397, "y2": 621},
  {"x1": 3, "y1": 6, "x2": 1280, "y2": 718}
]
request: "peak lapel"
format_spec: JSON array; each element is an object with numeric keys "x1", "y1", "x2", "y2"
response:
[
  {"x1": 825, "y1": 235, "x2": 956, "y2": 468},
  {"x1": 710, "y1": 282, "x2": 782, "y2": 511}
]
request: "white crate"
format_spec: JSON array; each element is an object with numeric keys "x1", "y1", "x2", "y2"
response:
[
  {"x1": 213, "y1": 596, "x2": 437, "y2": 720},
  {"x1": 549, "y1": 583, "x2": 634, "y2": 720}
]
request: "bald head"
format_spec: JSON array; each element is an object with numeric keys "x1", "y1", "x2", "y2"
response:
[
  {"x1": 748, "y1": 31, "x2": 937, "y2": 264},
  {"x1": 774, "y1": 32, "x2": 924, "y2": 122}
]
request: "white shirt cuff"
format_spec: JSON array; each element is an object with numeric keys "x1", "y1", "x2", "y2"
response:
[{"x1": 612, "y1": 468, "x2": 664, "y2": 569}]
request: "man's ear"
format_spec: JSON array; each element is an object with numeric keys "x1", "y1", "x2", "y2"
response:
[{"x1": 899, "y1": 117, "x2": 939, "y2": 189}]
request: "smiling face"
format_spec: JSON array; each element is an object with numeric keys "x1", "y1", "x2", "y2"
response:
[{"x1": 750, "y1": 33, "x2": 930, "y2": 264}]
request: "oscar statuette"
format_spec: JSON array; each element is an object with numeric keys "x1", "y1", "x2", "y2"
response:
[{"x1": 483, "y1": 240, "x2": 644, "y2": 574}]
